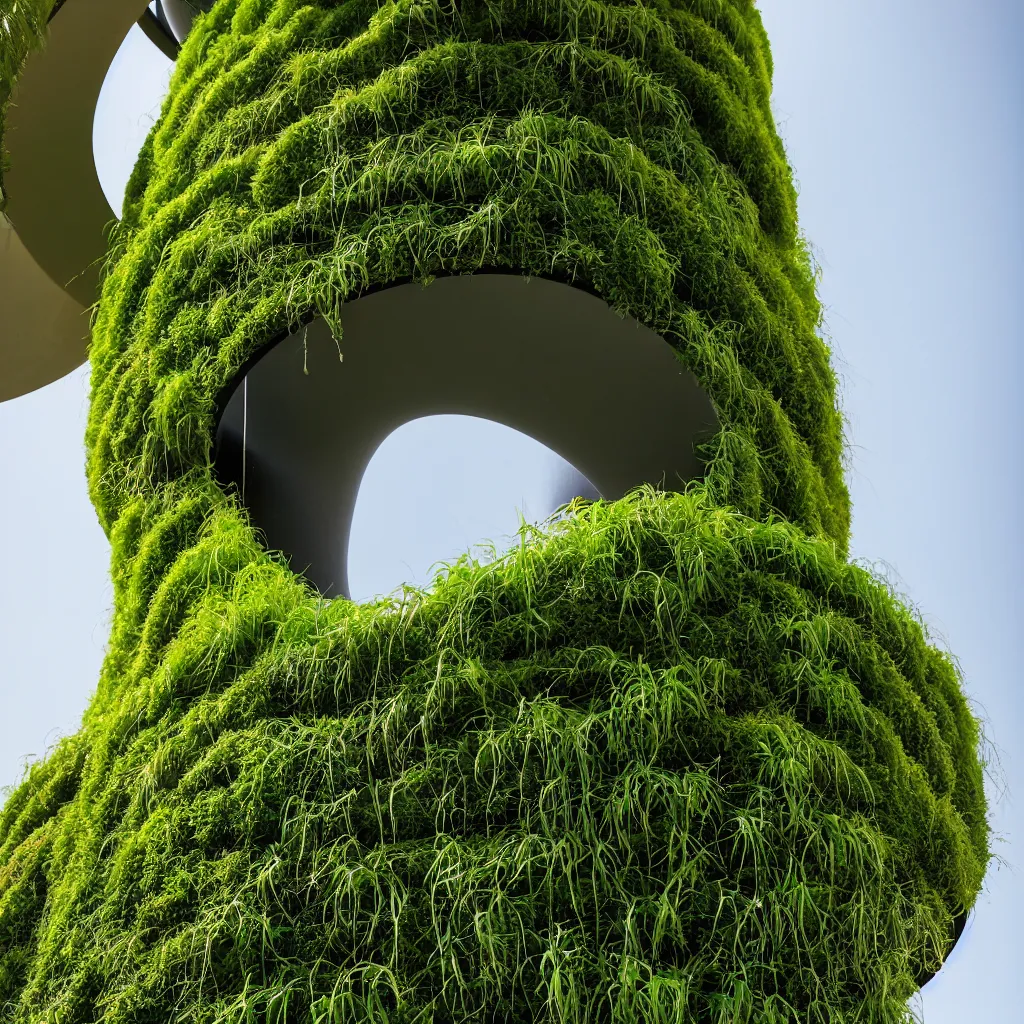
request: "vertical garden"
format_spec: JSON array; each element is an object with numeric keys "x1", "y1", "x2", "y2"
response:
[{"x1": 0, "y1": 2, "x2": 989, "y2": 1021}]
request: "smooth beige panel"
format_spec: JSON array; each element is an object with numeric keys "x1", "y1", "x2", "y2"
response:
[
  {"x1": 1, "y1": 0, "x2": 151, "y2": 402},
  {"x1": 0, "y1": 216, "x2": 91, "y2": 402}
]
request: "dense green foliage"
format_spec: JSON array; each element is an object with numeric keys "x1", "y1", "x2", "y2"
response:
[
  {"x1": 90, "y1": 0, "x2": 850, "y2": 552},
  {"x1": 0, "y1": 1, "x2": 988, "y2": 1021},
  {"x1": 0, "y1": 488, "x2": 989, "y2": 1022}
]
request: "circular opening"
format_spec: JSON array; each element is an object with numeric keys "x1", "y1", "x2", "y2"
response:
[{"x1": 214, "y1": 275, "x2": 720, "y2": 601}]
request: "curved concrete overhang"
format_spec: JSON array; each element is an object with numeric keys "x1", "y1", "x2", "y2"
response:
[
  {"x1": 216, "y1": 273, "x2": 723, "y2": 600},
  {"x1": 0, "y1": 0, "x2": 152, "y2": 402},
  {"x1": 158, "y1": 0, "x2": 212, "y2": 47}
]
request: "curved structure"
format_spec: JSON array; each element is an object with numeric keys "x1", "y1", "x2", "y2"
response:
[
  {"x1": 0, "y1": 2, "x2": 989, "y2": 1021},
  {"x1": 158, "y1": 0, "x2": 217, "y2": 46},
  {"x1": 216, "y1": 274, "x2": 720, "y2": 597},
  {"x1": 0, "y1": 0, "x2": 154, "y2": 400}
]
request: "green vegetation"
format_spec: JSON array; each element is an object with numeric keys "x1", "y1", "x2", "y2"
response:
[
  {"x1": 0, "y1": 1, "x2": 989, "y2": 1021},
  {"x1": 0, "y1": 487, "x2": 989, "y2": 1022}
]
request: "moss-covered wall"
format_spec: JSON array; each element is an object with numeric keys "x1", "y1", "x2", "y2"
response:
[
  {"x1": 92, "y1": 0, "x2": 852, "y2": 555},
  {"x1": 0, "y1": 2, "x2": 989, "y2": 1021}
]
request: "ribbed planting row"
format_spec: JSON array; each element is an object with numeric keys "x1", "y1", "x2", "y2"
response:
[
  {"x1": 89, "y1": 0, "x2": 849, "y2": 553},
  {"x1": 0, "y1": 489, "x2": 988, "y2": 1021},
  {"x1": 0, "y1": 3, "x2": 989, "y2": 1022}
]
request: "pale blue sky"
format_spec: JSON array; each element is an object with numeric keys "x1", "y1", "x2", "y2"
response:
[
  {"x1": 1, "y1": 2, "x2": 1020, "y2": 1019},
  {"x1": 93, "y1": 17, "x2": 172, "y2": 220}
]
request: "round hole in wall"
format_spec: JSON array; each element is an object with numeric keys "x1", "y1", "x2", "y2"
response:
[{"x1": 214, "y1": 273, "x2": 721, "y2": 600}]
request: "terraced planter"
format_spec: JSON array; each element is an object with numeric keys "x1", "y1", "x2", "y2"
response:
[{"x1": 0, "y1": 2, "x2": 988, "y2": 1021}]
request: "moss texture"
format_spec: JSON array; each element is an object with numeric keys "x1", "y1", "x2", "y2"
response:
[{"x1": 0, "y1": 1, "x2": 989, "y2": 1021}]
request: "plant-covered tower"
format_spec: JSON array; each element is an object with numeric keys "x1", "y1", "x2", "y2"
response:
[{"x1": 0, "y1": 2, "x2": 989, "y2": 1021}]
